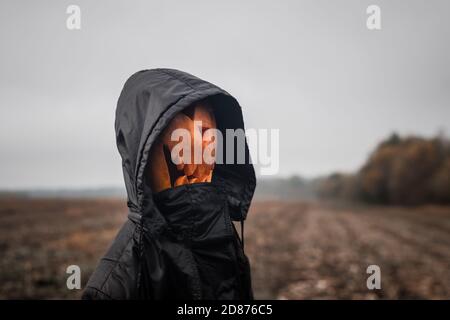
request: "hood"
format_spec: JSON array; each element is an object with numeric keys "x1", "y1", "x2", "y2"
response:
[{"x1": 115, "y1": 69, "x2": 256, "y2": 233}]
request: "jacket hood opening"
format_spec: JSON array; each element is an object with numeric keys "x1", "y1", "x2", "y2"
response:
[{"x1": 115, "y1": 69, "x2": 256, "y2": 234}]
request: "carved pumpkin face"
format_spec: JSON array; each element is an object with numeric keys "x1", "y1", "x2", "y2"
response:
[{"x1": 147, "y1": 101, "x2": 217, "y2": 193}]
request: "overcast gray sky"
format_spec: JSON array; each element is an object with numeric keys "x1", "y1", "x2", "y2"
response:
[{"x1": 1, "y1": 0, "x2": 449, "y2": 188}]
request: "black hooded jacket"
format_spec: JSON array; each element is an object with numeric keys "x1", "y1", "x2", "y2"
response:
[{"x1": 82, "y1": 69, "x2": 256, "y2": 300}]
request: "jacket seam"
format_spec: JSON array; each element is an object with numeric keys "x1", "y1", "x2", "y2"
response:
[
  {"x1": 155, "y1": 69, "x2": 198, "y2": 91},
  {"x1": 85, "y1": 285, "x2": 115, "y2": 300}
]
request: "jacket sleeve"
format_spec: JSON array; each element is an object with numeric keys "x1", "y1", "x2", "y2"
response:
[{"x1": 81, "y1": 220, "x2": 139, "y2": 300}]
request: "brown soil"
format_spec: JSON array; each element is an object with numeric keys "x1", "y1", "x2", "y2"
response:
[{"x1": 0, "y1": 198, "x2": 448, "y2": 299}]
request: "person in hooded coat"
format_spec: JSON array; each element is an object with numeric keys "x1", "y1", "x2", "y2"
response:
[{"x1": 82, "y1": 69, "x2": 256, "y2": 300}]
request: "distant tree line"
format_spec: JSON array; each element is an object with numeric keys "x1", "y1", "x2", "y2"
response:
[{"x1": 317, "y1": 133, "x2": 450, "y2": 205}]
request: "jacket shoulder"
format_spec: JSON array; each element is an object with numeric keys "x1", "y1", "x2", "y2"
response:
[{"x1": 82, "y1": 219, "x2": 139, "y2": 300}]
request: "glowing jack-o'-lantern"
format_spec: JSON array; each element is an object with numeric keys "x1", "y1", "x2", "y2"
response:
[{"x1": 147, "y1": 101, "x2": 217, "y2": 192}]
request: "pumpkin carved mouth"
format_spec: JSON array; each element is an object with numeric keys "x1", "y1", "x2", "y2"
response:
[{"x1": 147, "y1": 100, "x2": 217, "y2": 193}]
